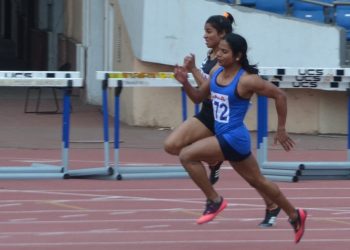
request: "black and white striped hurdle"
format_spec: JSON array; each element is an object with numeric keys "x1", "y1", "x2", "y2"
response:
[{"x1": 258, "y1": 67, "x2": 350, "y2": 182}]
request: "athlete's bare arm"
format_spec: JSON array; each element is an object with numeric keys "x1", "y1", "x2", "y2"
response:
[
  {"x1": 238, "y1": 74, "x2": 295, "y2": 151},
  {"x1": 174, "y1": 63, "x2": 210, "y2": 103},
  {"x1": 184, "y1": 53, "x2": 209, "y2": 87}
]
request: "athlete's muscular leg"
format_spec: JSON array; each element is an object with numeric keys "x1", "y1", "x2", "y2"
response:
[
  {"x1": 178, "y1": 136, "x2": 224, "y2": 201},
  {"x1": 231, "y1": 155, "x2": 297, "y2": 220},
  {"x1": 164, "y1": 117, "x2": 213, "y2": 156},
  {"x1": 258, "y1": 190, "x2": 278, "y2": 210}
]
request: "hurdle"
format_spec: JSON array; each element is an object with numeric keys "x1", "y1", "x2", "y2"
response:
[
  {"x1": 65, "y1": 72, "x2": 114, "y2": 178},
  {"x1": 257, "y1": 67, "x2": 350, "y2": 181},
  {"x1": 89, "y1": 71, "x2": 193, "y2": 180},
  {"x1": 0, "y1": 71, "x2": 86, "y2": 179},
  {"x1": 92, "y1": 71, "x2": 301, "y2": 181}
]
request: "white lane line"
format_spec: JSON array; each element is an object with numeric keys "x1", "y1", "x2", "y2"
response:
[
  {"x1": 333, "y1": 211, "x2": 350, "y2": 215},
  {"x1": 3, "y1": 217, "x2": 350, "y2": 225},
  {"x1": 0, "y1": 207, "x2": 215, "y2": 214},
  {"x1": 88, "y1": 228, "x2": 120, "y2": 233},
  {"x1": 1, "y1": 187, "x2": 350, "y2": 192},
  {"x1": 0, "y1": 203, "x2": 21, "y2": 208},
  {"x1": 0, "y1": 196, "x2": 350, "y2": 205},
  {"x1": 34, "y1": 228, "x2": 120, "y2": 236},
  {"x1": 9, "y1": 218, "x2": 37, "y2": 222},
  {"x1": 37, "y1": 232, "x2": 65, "y2": 236},
  {"x1": 0, "y1": 227, "x2": 349, "y2": 236},
  {"x1": 2, "y1": 238, "x2": 350, "y2": 247},
  {"x1": 60, "y1": 214, "x2": 88, "y2": 219},
  {"x1": 143, "y1": 225, "x2": 170, "y2": 229},
  {"x1": 109, "y1": 211, "x2": 136, "y2": 215}
]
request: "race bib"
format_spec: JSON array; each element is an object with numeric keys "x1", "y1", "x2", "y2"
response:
[{"x1": 211, "y1": 91, "x2": 229, "y2": 123}]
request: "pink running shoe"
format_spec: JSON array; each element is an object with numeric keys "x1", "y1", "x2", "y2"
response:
[
  {"x1": 289, "y1": 208, "x2": 307, "y2": 243},
  {"x1": 196, "y1": 197, "x2": 228, "y2": 224}
]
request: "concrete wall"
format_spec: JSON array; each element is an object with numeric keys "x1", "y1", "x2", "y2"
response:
[
  {"x1": 109, "y1": 2, "x2": 189, "y2": 126},
  {"x1": 118, "y1": 0, "x2": 344, "y2": 67},
  {"x1": 64, "y1": 0, "x2": 109, "y2": 105},
  {"x1": 64, "y1": 0, "x2": 83, "y2": 42},
  {"x1": 112, "y1": 0, "x2": 347, "y2": 134}
]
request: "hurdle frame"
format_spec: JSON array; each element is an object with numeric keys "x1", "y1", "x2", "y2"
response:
[
  {"x1": 93, "y1": 68, "x2": 350, "y2": 181},
  {"x1": 0, "y1": 71, "x2": 84, "y2": 179},
  {"x1": 257, "y1": 67, "x2": 350, "y2": 181},
  {"x1": 94, "y1": 71, "x2": 302, "y2": 181},
  {"x1": 93, "y1": 71, "x2": 192, "y2": 180},
  {"x1": 66, "y1": 76, "x2": 114, "y2": 178}
]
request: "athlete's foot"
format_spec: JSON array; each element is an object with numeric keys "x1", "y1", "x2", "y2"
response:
[
  {"x1": 209, "y1": 161, "x2": 223, "y2": 185},
  {"x1": 197, "y1": 197, "x2": 227, "y2": 224},
  {"x1": 259, "y1": 207, "x2": 281, "y2": 227},
  {"x1": 289, "y1": 208, "x2": 307, "y2": 243}
]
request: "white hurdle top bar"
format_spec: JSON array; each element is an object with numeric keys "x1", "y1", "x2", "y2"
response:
[
  {"x1": 0, "y1": 71, "x2": 83, "y2": 87},
  {"x1": 96, "y1": 71, "x2": 196, "y2": 87},
  {"x1": 97, "y1": 68, "x2": 350, "y2": 91}
]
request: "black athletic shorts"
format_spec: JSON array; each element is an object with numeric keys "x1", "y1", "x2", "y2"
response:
[{"x1": 194, "y1": 99, "x2": 215, "y2": 133}]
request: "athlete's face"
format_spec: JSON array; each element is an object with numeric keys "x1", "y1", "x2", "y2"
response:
[
  {"x1": 203, "y1": 23, "x2": 223, "y2": 49},
  {"x1": 216, "y1": 39, "x2": 235, "y2": 67}
]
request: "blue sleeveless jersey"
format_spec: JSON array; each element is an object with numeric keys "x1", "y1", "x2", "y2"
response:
[{"x1": 210, "y1": 67, "x2": 251, "y2": 155}]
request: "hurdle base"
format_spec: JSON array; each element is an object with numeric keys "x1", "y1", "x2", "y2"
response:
[
  {"x1": 299, "y1": 175, "x2": 350, "y2": 181},
  {"x1": 87, "y1": 165, "x2": 189, "y2": 180},
  {"x1": 116, "y1": 171, "x2": 189, "y2": 180},
  {"x1": 301, "y1": 169, "x2": 350, "y2": 176},
  {"x1": 300, "y1": 162, "x2": 350, "y2": 169},
  {"x1": 117, "y1": 165, "x2": 186, "y2": 173},
  {"x1": 261, "y1": 168, "x2": 300, "y2": 176},
  {"x1": 114, "y1": 165, "x2": 188, "y2": 180},
  {"x1": 67, "y1": 167, "x2": 114, "y2": 178},
  {"x1": 264, "y1": 174, "x2": 298, "y2": 182},
  {"x1": 0, "y1": 172, "x2": 68, "y2": 180},
  {"x1": 0, "y1": 165, "x2": 63, "y2": 173}
]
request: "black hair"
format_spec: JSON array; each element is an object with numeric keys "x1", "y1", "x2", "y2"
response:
[
  {"x1": 223, "y1": 33, "x2": 259, "y2": 74},
  {"x1": 206, "y1": 12, "x2": 235, "y2": 35}
]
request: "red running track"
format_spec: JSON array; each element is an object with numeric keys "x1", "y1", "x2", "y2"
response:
[{"x1": 0, "y1": 147, "x2": 349, "y2": 249}]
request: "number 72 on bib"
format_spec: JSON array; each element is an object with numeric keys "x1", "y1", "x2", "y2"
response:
[{"x1": 211, "y1": 92, "x2": 229, "y2": 123}]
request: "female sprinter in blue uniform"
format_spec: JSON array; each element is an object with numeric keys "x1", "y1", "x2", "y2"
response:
[
  {"x1": 164, "y1": 13, "x2": 233, "y2": 184},
  {"x1": 174, "y1": 33, "x2": 307, "y2": 243},
  {"x1": 165, "y1": 12, "x2": 280, "y2": 228}
]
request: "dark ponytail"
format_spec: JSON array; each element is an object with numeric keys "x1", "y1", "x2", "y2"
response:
[
  {"x1": 224, "y1": 33, "x2": 259, "y2": 75},
  {"x1": 206, "y1": 12, "x2": 235, "y2": 35},
  {"x1": 241, "y1": 56, "x2": 258, "y2": 74}
]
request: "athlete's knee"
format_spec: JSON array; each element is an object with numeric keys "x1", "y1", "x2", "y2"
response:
[
  {"x1": 163, "y1": 138, "x2": 182, "y2": 155},
  {"x1": 178, "y1": 147, "x2": 192, "y2": 165}
]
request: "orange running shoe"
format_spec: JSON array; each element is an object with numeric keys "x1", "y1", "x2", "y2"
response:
[
  {"x1": 197, "y1": 197, "x2": 227, "y2": 224},
  {"x1": 289, "y1": 208, "x2": 307, "y2": 243}
]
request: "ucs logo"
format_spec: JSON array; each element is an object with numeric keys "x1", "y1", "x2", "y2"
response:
[
  {"x1": 298, "y1": 69, "x2": 323, "y2": 76},
  {"x1": 295, "y1": 76, "x2": 321, "y2": 81},
  {"x1": 3, "y1": 73, "x2": 33, "y2": 78},
  {"x1": 292, "y1": 82, "x2": 318, "y2": 88}
]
